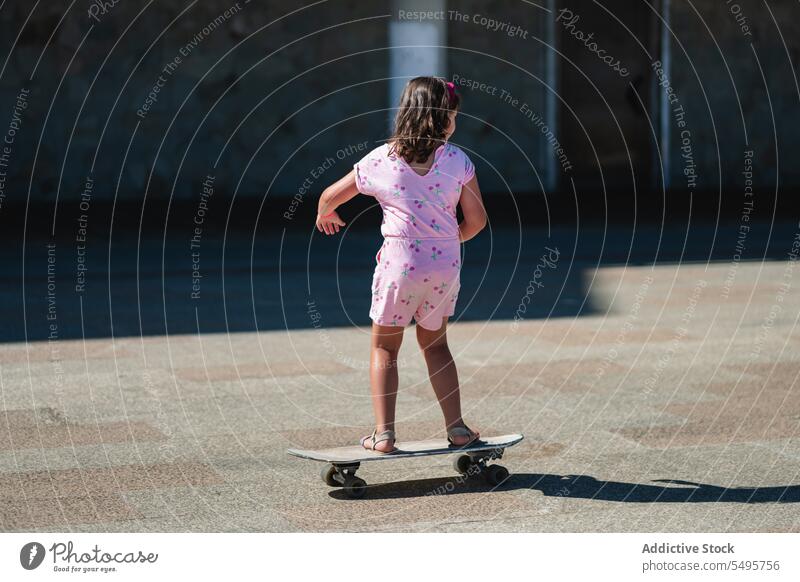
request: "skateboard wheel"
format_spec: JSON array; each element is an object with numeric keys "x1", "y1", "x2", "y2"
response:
[
  {"x1": 343, "y1": 476, "x2": 367, "y2": 499},
  {"x1": 484, "y1": 464, "x2": 509, "y2": 486},
  {"x1": 321, "y1": 464, "x2": 340, "y2": 487},
  {"x1": 453, "y1": 454, "x2": 473, "y2": 475}
]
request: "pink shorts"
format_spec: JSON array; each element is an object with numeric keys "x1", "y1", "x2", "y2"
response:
[{"x1": 369, "y1": 237, "x2": 461, "y2": 331}]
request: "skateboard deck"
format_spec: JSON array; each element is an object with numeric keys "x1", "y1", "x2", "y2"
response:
[
  {"x1": 288, "y1": 434, "x2": 523, "y2": 498},
  {"x1": 288, "y1": 433, "x2": 523, "y2": 463}
]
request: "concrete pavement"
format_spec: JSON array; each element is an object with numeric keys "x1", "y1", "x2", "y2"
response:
[{"x1": 1, "y1": 223, "x2": 799, "y2": 532}]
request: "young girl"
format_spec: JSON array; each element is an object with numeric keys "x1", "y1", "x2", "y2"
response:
[{"x1": 315, "y1": 76, "x2": 487, "y2": 454}]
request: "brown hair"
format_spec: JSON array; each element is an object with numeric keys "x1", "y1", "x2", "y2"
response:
[{"x1": 388, "y1": 76, "x2": 460, "y2": 164}]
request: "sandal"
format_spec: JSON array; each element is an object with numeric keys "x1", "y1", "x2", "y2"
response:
[
  {"x1": 447, "y1": 425, "x2": 481, "y2": 448},
  {"x1": 360, "y1": 428, "x2": 397, "y2": 454}
]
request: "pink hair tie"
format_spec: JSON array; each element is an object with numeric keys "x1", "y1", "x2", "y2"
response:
[
  {"x1": 320, "y1": 211, "x2": 336, "y2": 218},
  {"x1": 445, "y1": 81, "x2": 456, "y2": 104}
]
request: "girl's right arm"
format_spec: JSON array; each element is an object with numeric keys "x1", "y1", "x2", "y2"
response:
[
  {"x1": 458, "y1": 173, "x2": 487, "y2": 242},
  {"x1": 316, "y1": 170, "x2": 360, "y2": 235}
]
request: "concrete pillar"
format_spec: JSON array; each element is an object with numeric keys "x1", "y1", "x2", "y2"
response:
[{"x1": 388, "y1": 0, "x2": 447, "y2": 130}]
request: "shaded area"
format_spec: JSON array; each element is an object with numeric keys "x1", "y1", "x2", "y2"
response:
[{"x1": 2, "y1": 219, "x2": 798, "y2": 343}]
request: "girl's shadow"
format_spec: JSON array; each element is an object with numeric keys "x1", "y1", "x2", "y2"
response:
[{"x1": 330, "y1": 473, "x2": 800, "y2": 503}]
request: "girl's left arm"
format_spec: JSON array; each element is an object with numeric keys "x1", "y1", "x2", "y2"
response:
[{"x1": 316, "y1": 169, "x2": 360, "y2": 235}]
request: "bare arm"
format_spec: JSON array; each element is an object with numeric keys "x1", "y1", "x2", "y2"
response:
[
  {"x1": 458, "y1": 174, "x2": 487, "y2": 242},
  {"x1": 316, "y1": 169, "x2": 360, "y2": 235}
]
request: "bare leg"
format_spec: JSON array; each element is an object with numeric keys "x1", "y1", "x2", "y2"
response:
[
  {"x1": 365, "y1": 323, "x2": 404, "y2": 452},
  {"x1": 416, "y1": 318, "x2": 479, "y2": 445}
]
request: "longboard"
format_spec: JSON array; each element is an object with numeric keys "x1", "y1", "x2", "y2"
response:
[{"x1": 288, "y1": 433, "x2": 523, "y2": 499}]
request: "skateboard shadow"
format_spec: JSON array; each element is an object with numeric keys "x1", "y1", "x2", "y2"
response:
[{"x1": 328, "y1": 473, "x2": 800, "y2": 503}]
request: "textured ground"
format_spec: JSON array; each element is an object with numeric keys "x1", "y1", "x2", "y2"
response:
[{"x1": 1, "y1": 224, "x2": 799, "y2": 532}]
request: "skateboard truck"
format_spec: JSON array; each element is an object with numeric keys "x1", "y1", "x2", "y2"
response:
[
  {"x1": 321, "y1": 463, "x2": 367, "y2": 499},
  {"x1": 454, "y1": 447, "x2": 510, "y2": 486}
]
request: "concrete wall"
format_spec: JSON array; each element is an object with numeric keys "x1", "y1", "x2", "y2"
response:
[
  {"x1": 667, "y1": 0, "x2": 800, "y2": 192},
  {"x1": 0, "y1": 0, "x2": 797, "y2": 210},
  {"x1": 447, "y1": 0, "x2": 552, "y2": 196},
  {"x1": 0, "y1": 0, "x2": 390, "y2": 206}
]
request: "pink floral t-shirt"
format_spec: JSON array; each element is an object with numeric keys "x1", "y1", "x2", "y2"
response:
[{"x1": 353, "y1": 142, "x2": 475, "y2": 240}]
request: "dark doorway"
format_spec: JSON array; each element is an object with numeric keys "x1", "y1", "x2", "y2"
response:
[{"x1": 557, "y1": 1, "x2": 657, "y2": 203}]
